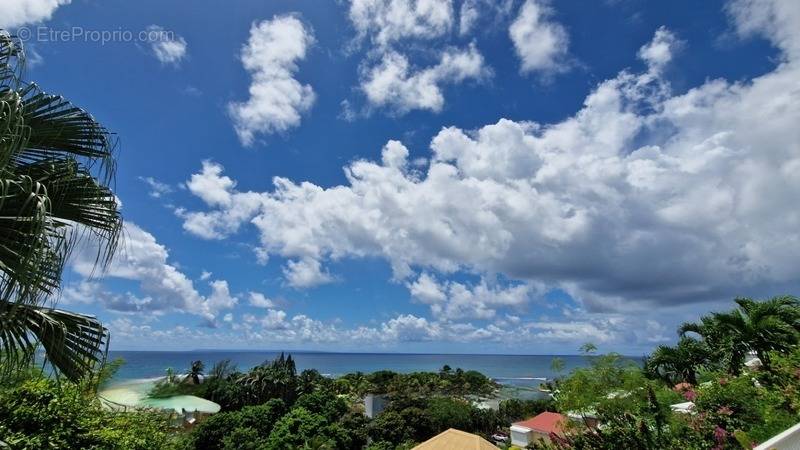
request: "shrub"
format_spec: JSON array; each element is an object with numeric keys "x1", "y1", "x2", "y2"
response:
[
  {"x1": 294, "y1": 390, "x2": 348, "y2": 422},
  {"x1": 221, "y1": 427, "x2": 261, "y2": 450},
  {"x1": 264, "y1": 407, "x2": 328, "y2": 449},
  {"x1": 188, "y1": 398, "x2": 285, "y2": 450},
  {"x1": 0, "y1": 377, "x2": 172, "y2": 450}
]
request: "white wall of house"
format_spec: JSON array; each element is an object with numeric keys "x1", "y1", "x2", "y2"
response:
[{"x1": 510, "y1": 426, "x2": 531, "y2": 447}]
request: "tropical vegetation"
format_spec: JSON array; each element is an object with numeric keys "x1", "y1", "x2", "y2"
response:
[
  {"x1": 0, "y1": 30, "x2": 121, "y2": 383},
  {"x1": 528, "y1": 295, "x2": 800, "y2": 450}
]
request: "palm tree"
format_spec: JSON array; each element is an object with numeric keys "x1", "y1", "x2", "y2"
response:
[
  {"x1": 681, "y1": 296, "x2": 800, "y2": 374},
  {"x1": 187, "y1": 360, "x2": 204, "y2": 384},
  {"x1": 711, "y1": 296, "x2": 800, "y2": 372},
  {"x1": 679, "y1": 314, "x2": 743, "y2": 375},
  {"x1": 0, "y1": 31, "x2": 121, "y2": 382},
  {"x1": 645, "y1": 337, "x2": 709, "y2": 385}
]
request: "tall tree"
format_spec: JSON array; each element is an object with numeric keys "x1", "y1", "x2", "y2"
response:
[
  {"x1": 645, "y1": 337, "x2": 710, "y2": 385},
  {"x1": 712, "y1": 296, "x2": 800, "y2": 372},
  {"x1": 680, "y1": 296, "x2": 800, "y2": 374},
  {"x1": 0, "y1": 31, "x2": 121, "y2": 382}
]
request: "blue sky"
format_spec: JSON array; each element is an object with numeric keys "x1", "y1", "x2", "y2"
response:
[{"x1": 3, "y1": 0, "x2": 798, "y2": 354}]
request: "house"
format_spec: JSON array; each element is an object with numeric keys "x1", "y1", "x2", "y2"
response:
[
  {"x1": 670, "y1": 401, "x2": 695, "y2": 414},
  {"x1": 412, "y1": 428, "x2": 498, "y2": 450},
  {"x1": 510, "y1": 412, "x2": 567, "y2": 447},
  {"x1": 364, "y1": 393, "x2": 389, "y2": 418},
  {"x1": 566, "y1": 410, "x2": 600, "y2": 428}
]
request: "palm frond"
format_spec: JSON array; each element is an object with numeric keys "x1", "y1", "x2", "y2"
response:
[
  {"x1": 0, "y1": 31, "x2": 23, "y2": 90},
  {"x1": 0, "y1": 301, "x2": 108, "y2": 381},
  {"x1": 0, "y1": 32, "x2": 121, "y2": 383},
  {"x1": 16, "y1": 83, "x2": 116, "y2": 182}
]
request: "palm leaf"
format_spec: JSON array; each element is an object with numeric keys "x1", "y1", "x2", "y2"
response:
[
  {"x1": 0, "y1": 301, "x2": 108, "y2": 381},
  {"x1": 0, "y1": 31, "x2": 121, "y2": 383}
]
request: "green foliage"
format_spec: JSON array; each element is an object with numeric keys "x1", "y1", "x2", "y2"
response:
[
  {"x1": 0, "y1": 30, "x2": 122, "y2": 383},
  {"x1": 645, "y1": 337, "x2": 711, "y2": 385},
  {"x1": 237, "y1": 353, "x2": 298, "y2": 408},
  {"x1": 555, "y1": 352, "x2": 646, "y2": 418},
  {"x1": 338, "y1": 412, "x2": 371, "y2": 449},
  {"x1": 336, "y1": 366, "x2": 497, "y2": 399},
  {"x1": 694, "y1": 375, "x2": 761, "y2": 432},
  {"x1": 0, "y1": 377, "x2": 173, "y2": 450},
  {"x1": 221, "y1": 427, "x2": 260, "y2": 450},
  {"x1": 426, "y1": 396, "x2": 474, "y2": 432},
  {"x1": 369, "y1": 411, "x2": 411, "y2": 444},
  {"x1": 538, "y1": 296, "x2": 800, "y2": 449},
  {"x1": 264, "y1": 407, "x2": 329, "y2": 449},
  {"x1": 294, "y1": 390, "x2": 348, "y2": 422},
  {"x1": 498, "y1": 398, "x2": 554, "y2": 423},
  {"x1": 298, "y1": 368, "x2": 334, "y2": 396},
  {"x1": 188, "y1": 398, "x2": 286, "y2": 450},
  {"x1": 679, "y1": 296, "x2": 800, "y2": 375}
]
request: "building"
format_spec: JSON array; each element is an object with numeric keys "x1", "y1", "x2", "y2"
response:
[
  {"x1": 510, "y1": 412, "x2": 567, "y2": 447},
  {"x1": 412, "y1": 428, "x2": 498, "y2": 450},
  {"x1": 364, "y1": 393, "x2": 389, "y2": 418},
  {"x1": 670, "y1": 401, "x2": 695, "y2": 414}
]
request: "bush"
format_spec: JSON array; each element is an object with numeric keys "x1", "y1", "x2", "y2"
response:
[
  {"x1": 369, "y1": 411, "x2": 411, "y2": 445},
  {"x1": 694, "y1": 375, "x2": 761, "y2": 432},
  {"x1": 221, "y1": 427, "x2": 261, "y2": 450},
  {"x1": 188, "y1": 398, "x2": 285, "y2": 450},
  {"x1": 0, "y1": 377, "x2": 172, "y2": 450},
  {"x1": 426, "y1": 397, "x2": 474, "y2": 432},
  {"x1": 264, "y1": 407, "x2": 328, "y2": 449},
  {"x1": 294, "y1": 390, "x2": 348, "y2": 422}
]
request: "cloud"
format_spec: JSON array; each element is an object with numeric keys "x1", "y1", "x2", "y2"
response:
[
  {"x1": 408, "y1": 273, "x2": 541, "y2": 319},
  {"x1": 346, "y1": 0, "x2": 487, "y2": 115},
  {"x1": 638, "y1": 26, "x2": 680, "y2": 72},
  {"x1": 107, "y1": 306, "x2": 674, "y2": 351},
  {"x1": 360, "y1": 43, "x2": 489, "y2": 113},
  {"x1": 248, "y1": 292, "x2": 275, "y2": 308},
  {"x1": 177, "y1": 160, "x2": 263, "y2": 239},
  {"x1": 179, "y1": 15, "x2": 800, "y2": 322},
  {"x1": 146, "y1": 25, "x2": 187, "y2": 66},
  {"x1": 0, "y1": 0, "x2": 70, "y2": 29},
  {"x1": 726, "y1": 0, "x2": 800, "y2": 60},
  {"x1": 69, "y1": 222, "x2": 238, "y2": 324},
  {"x1": 348, "y1": 0, "x2": 454, "y2": 48},
  {"x1": 509, "y1": 0, "x2": 569, "y2": 74},
  {"x1": 260, "y1": 309, "x2": 288, "y2": 330},
  {"x1": 228, "y1": 15, "x2": 315, "y2": 146},
  {"x1": 139, "y1": 176, "x2": 173, "y2": 198},
  {"x1": 459, "y1": 0, "x2": 480, "y2": 36},
  {"x1": 283, "y1": 258, "x2": 334, "y2": 288}
]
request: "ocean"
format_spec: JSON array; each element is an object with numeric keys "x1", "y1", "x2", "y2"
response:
[{"x1": 105, "y1": 351, "x2": 631, "y2": 397}]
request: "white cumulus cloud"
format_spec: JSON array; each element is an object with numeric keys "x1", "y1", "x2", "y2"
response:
[
  {"x1": 228, "y1": 15, "x2": 315, "y2": 146},
  {"x1": 179, "y1": 12, "x2": 800, "y2": 322},
  {"x1": 146, "y1": 25, "x2": 187, "y2": 66},
  {"x1": 509, "y1": 0, "x2": 569, "y2": 74},
  {"x1": 69, "y1": 222, "x2": 238, "y2": 324},
  {"x1": 0, "y1": 0, "x2": 70, "y2": 29},
  {"x1": 360, "y1": 43, "x2": 489, "y2": 113},
  {"x1": 348, "y1": 0, "x2": 454, "y2": 48}
]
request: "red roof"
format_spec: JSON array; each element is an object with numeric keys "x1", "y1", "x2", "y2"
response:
[{"x1": 513, "y1": 412, "x2": 567, "y2": 434}]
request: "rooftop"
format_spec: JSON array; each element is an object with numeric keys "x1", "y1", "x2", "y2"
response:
[
  {"x1": 512, "y1": 412, "x2": 567, "y2": 434},
  {"x1": 412, "y1": 428, "x2": 498, "y2": 450}
]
